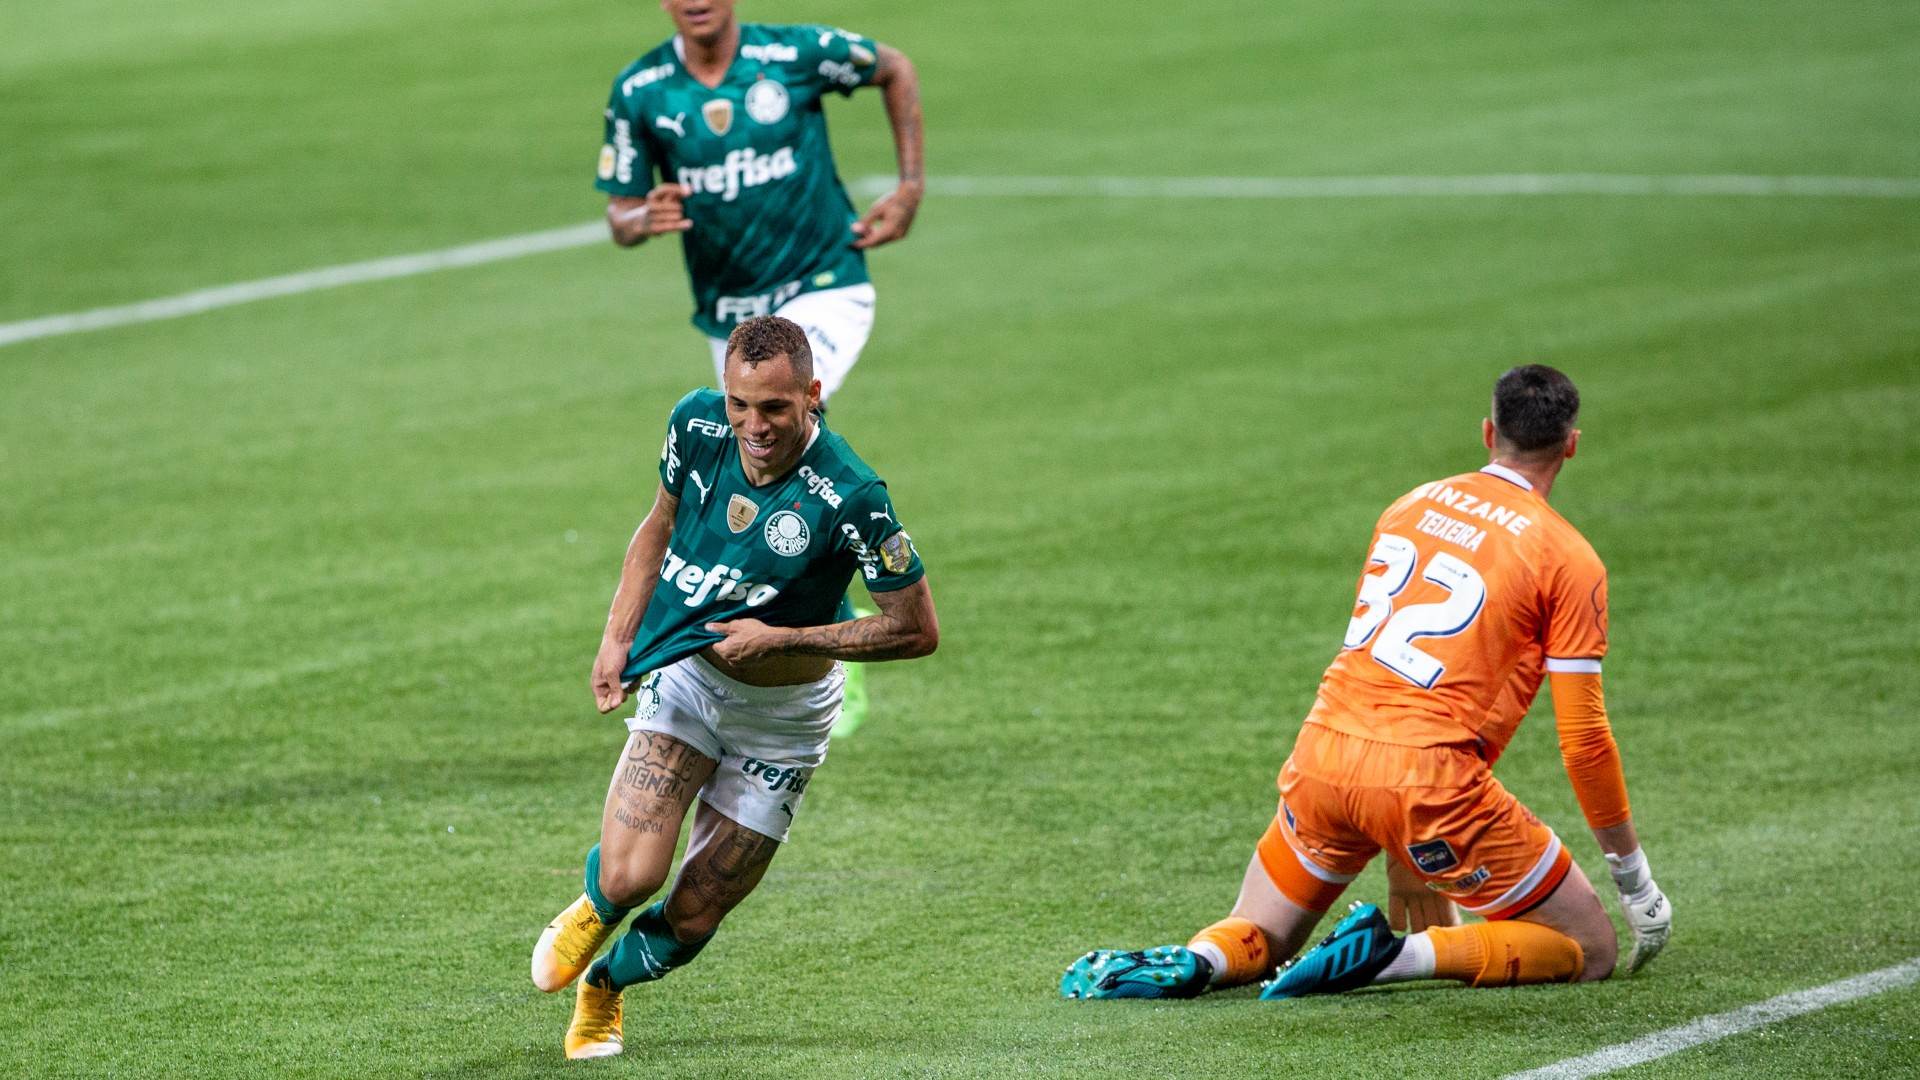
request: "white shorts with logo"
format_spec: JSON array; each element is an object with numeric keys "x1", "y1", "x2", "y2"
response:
[
  {"x1": 625, "y1": 654, "x2": 843, "y2": 843},
  {"x1": 706, "y1": 282, "x2": 877, "y2": 402}
]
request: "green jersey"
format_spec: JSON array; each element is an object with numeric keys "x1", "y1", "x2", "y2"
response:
[
  {"x1": 596, "y1": 24, "x2": 882, "y2": 338},
  {"x1": 622, "y1": 389, "x2": 925, "y2": 681}
]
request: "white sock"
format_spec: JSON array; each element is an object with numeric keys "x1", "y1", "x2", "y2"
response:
[
  {"x1": 1371, "y1": 931, "x2": 1436, "y2": 985},
  {"x1": 1189, "y1": 941, "x2": 1228, "y2": 985}
]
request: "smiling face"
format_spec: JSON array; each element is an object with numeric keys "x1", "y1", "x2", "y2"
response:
[
  {"x1": 660, "y1": 0, "x2": 737, "y2": 47},
  {"x1": 724, "y1": 349, "x2": 820, "y2": 480}
]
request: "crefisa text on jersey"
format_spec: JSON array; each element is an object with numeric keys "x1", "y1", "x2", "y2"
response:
[
  {"x1": 658, "y1": 549, "x2": 780, "y2": 608},
  {"x1": 797, "y1": 464, "x2": 842, "y2": 508},
  {"x1": 676, "y1": 146, "x2": 799, "y2": 203},
  {"x1": 740, "y1": 42, "x2": 799, "y2": 63}
]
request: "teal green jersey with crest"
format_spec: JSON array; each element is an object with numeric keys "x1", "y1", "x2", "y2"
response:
[
  {"x1": 597, "y1": 24, "x2": 882, "y2": 338},
  {"x1": 622, "y1": 389, "x2": 924, "y2": 682}
]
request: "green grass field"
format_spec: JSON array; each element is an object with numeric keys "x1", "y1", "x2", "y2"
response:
[{"x1": 5, "y1": 1, "x2": 1918, "y2": 1076}]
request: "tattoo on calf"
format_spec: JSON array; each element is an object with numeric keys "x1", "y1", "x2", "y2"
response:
[
  {"x1": 712, "y1": 827, "x2": 778, "y2": 877},
  {"x1": 676, "y1": 827, "x2": 780, "y2": 911}
]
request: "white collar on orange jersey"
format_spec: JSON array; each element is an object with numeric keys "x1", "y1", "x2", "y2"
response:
[{"x1": 1480, "y1": 463, "x2": 1534, "y2": 491}]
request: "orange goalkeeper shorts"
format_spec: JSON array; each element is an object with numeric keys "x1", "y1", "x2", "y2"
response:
[{"x1": 1256, "y1": 723, "x2": 1571, "y2": 919}]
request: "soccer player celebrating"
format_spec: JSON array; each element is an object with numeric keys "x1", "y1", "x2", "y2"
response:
[
  {"x1": 1061, "y1": 365, "x2": 1672, "y2": 1001},
  {"x1": 595, "y1": 0, "x2": 923, "y2": 401},
  {"x1": 531, "y1": 316, "x2": 937, "y2": 1059},
  {"x1": 596, "y1": 0, "x2": 924, "y2": 734}
]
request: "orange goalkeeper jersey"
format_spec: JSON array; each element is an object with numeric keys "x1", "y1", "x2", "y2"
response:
[{"x1": 1304, "y1": 463, "x2": 1609, "y2": 760}]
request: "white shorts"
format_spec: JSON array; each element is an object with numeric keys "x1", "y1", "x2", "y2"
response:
[
  {"x1": 706, "y1": 282, "x2": 877, "y2": 402},
  {"x1": 625, "y1": 654, "x2": 844, "y2": 843}
]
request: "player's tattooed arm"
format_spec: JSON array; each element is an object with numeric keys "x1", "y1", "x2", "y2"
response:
[
  {"x1": 592, "y1": 484, "x2": 681, "y2": 712},
  {"x1": 852, "y1": 43, "x2": 923, "y2": 250},
  {"x1": 704, "y1": 578, "x2": 938, "y2": 663}
]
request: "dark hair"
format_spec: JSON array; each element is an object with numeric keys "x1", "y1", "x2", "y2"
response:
[
  {"x1": 725, "y1": 315, "x2": 813, "y2": 384},
  {"x1": 1492, "y1": 365, "x2": 1580, "y2": 454}
]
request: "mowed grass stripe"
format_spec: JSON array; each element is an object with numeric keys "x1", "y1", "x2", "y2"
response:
[
  {"x1": 1503, "y1": 957, "x2": 1920, "y2": 1079},
  {"x1": 4, "y1": 173, "x2": 1917, "y2": 349}
]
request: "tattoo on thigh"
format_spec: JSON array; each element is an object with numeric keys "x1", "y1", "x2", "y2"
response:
[
  {"x1": 612, "y1": 808, "x2": 666, "y2": 834},
  {"x1": 609, "y1": 733, "x2": 708, "y2": 831},
  {"x1": 626, "y1": 732, "x2": 705, "y2": 780},
  {"x1": 616, "y1": 758, "x2": 687, "y2": 803}
]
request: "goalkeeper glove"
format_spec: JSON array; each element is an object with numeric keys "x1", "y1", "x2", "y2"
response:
[{"x1": 1604, "y1": 848, "x2": 1671, "y2": 974}]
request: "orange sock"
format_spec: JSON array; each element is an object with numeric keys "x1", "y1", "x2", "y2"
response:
[
  {"x1": 1187, "y1": 917, "x2": 1270, "y2": 987},
  {"x1": 1427, "y1": 921, "x2": 1584, "y2": 987}
]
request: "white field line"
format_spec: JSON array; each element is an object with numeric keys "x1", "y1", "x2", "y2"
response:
[
  {"x1": 1502, "y1": 956, "x2": 1920, "y2": 1080},
  {"x1": 858, "y1": 173, "x2": 1920, "y2": 200},
  {"x1": 6, "y1": 173, "x2": 1920, "y2": 350},
  {"x1": 0, "y1": 222, "x2": 603, "y2": 350}
]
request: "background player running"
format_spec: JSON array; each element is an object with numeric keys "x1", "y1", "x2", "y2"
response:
[
  {"x1": 595, "y1": 0, "x2": 925, "y2": 733},
  {"x1": 596, "y1": 0, "x2": 923, "y2": 400},
  {"x1": 529, "y1": 316, "x2": 937, "y2": 1059},
  {"x1": 1061, "y1": 365, "x2": 1672, "y2": 1001}
]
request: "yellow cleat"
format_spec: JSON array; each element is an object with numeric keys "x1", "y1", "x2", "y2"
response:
[
  {"x1": 532, "y1": 893, "x2": 617, "y2": 993},
  {"x1": 564, "y1": 973, "x2": 624, "y2": 1060}
]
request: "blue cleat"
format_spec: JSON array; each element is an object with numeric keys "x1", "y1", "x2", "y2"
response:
[
  {"x1": 1259, "y1": 902, "x2": 1404, "y2": 1000},
  {"x1": 1060, "y1": 946, "x2": 1212, "y2": 1000}
]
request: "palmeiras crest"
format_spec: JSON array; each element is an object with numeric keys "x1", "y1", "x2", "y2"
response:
[{"x1": 745, "y1": 78, "x2": 789, "y2": 125}]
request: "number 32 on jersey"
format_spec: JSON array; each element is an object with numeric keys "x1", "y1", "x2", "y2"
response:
[{"x1": 1342, "y1": 533, "x2": 1487, "y2": 688}]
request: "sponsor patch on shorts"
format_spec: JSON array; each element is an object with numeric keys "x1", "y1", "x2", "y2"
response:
[
  {"x1": 1408, "y1": 838, "x2": 1461, "y2": 874},
  {"x1": 740, "y1": 757, "x2": 811, "y2": 794},
  {"x1": 1430, "y1": 866, "x2": 1492, "y2": 895}
]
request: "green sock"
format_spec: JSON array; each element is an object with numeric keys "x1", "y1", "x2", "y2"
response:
[
  {"x1": 588, "y1": 902, "x2": 714, "y2": 991},
  {"x1": 583, "y1": 844, "x2": 632, "y2": 926}
]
